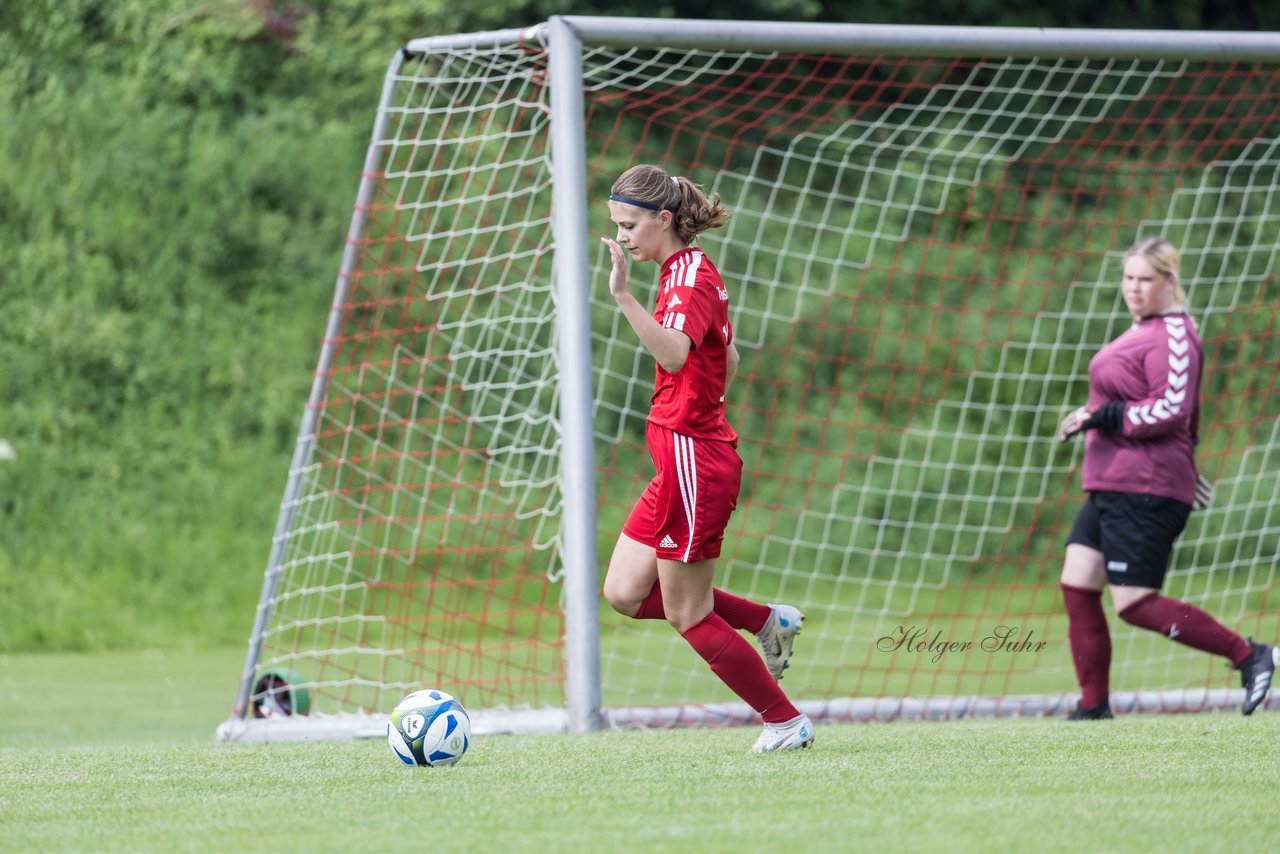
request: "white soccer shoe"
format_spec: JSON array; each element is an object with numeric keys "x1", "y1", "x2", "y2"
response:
[
  {"x1": 751, "y1": 714, "x2": 815, "y2": 753},
  {"x1": 756, "y1": 603, "x2": 804, "y2": 681}
]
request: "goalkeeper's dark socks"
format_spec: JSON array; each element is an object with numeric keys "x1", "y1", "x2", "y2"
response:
[
  {"x1": 1117, "y1": 593, "x2": 1253, "y2": 664},
  {"x1": 682, "y1": 612, "x2": 801, "y2": 723},
  {"x1": 1061, "y1": 584, "x2": 1111, "y2": 710},
  {"x1": 633, "y1": 582, "x2": 772, "y2": 633}
]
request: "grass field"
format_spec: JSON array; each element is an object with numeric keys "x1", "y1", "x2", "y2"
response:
[{"x1": 2, "y1": 649, "x2": 1277, "y2": 852}]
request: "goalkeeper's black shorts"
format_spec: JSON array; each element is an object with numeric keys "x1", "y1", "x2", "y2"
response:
[{"x1": 1066, "y1": 491, "x2": 1192, "y2": 588}]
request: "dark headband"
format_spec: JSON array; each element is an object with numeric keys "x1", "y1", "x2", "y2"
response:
[{"x1": 609, "y1": 193, "x2": 672, "y2": 212}]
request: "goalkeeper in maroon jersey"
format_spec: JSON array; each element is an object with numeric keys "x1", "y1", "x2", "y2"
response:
[
  {"x1": 1057, "y1": 236, "x2": 1277, "y2": 719},
  {"x1": 599, "y1": 165, "x2": 812, "y2": 752}
]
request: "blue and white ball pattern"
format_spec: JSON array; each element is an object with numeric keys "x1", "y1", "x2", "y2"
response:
[{"x1": 387, "y1": 689, "x2": 471, "y2": 767}]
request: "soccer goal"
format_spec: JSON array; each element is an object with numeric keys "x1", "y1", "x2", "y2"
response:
[{"x1": 218, "y1": 18, "x2": 1280, "y2": 741}]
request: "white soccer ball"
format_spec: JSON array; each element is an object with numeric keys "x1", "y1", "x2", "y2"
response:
[{"x1": 387, "y1": 689, "x2": 471, "y2": 767}]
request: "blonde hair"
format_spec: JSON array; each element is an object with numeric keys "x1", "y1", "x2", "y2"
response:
[
  {"x1": 1124, "y1": 236, "x2": 1188, "y2": 308},
  {"x1": 610, "y1": 165, "x2": 729, "y2": 245}
]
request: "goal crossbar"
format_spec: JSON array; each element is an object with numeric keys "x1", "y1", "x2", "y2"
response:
[{"x1": 407, "y1": 19, "x2": 1280, "y2": 60}]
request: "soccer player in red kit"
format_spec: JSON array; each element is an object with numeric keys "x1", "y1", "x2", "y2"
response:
[
  {"x1": 600, "y1": 164, "x2": 812, "y2": 752},
  {"x1": 1057, "y1": 236, "x2": 1277, "y2": 719}
]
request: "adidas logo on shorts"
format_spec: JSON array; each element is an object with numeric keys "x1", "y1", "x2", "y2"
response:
[{"x1": 659, "y1": 534, "x2": 679, "y2": 550}]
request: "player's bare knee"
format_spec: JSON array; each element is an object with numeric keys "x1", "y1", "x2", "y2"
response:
[
  {"x1": 601, "y1": 578, "x2": 640, "y2": 616},
  {"x1": 665, "y1": 614, "x2": 695, "y2": 634},
  {"x1": 1061, "y1": 544, "x2": 1105, "y2": 590},
  {"x1": 664, "y1": 604, "x2": 711, "y2": 635}
]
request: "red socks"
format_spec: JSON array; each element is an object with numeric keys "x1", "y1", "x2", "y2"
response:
[
  {"x1": 1118, "y1": 593, "x2": 1253, "y2": 665},
  {"x1": 1061, "y1": 584, "x2": 1111, "y2": 709},
  {"x1": 636, "y1": 583, "x2": 791, "y2": 722},
  {"x1": 632, "y1": 583, "x2": 667, "y2": 620},
  {"x1": 633, "y1": 582, "x2": 771, "y2": 634},
  {"x1": 712, "y1": 589, "x2": 772, "y2": 635},
  {"x1": 682, "y1": 613, "x2": 799, "y2": 723},
  {"x1": 1062, "y1": 584, "x2": 1253, "y2": 708}
]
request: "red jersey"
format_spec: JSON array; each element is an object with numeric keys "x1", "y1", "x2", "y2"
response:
[
  {"x1": 648, "y1": 248, "x2": 737, "y2": 443},
  {"x1": 1082, "y1": 312, "x2": 1202, "y2": 505}
]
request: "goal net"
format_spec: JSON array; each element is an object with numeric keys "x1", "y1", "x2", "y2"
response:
[{"x1": 220, "y1": 19, "x2": 1280, "y2": 740}]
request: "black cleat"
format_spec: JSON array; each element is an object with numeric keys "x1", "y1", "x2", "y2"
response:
[
  {"x1": 1238, "y1": 638, "x2": 1279, "y2": 716},
  {"x1": 1067, "y1": 700, "x2": 1113, "y2": 721}
]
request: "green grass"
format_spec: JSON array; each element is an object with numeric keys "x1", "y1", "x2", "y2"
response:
[
  {"x1": 0, "y1": 649, "x2": 242, "y2": 748},
  {"x1": 2, "y1": 649, "x2": 1277, "y2": 852}
]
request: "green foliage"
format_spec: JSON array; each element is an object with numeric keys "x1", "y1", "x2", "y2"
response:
[
  {"x1": 818, "y1": 0, "x2": 1280, "y2": 29},
  {"x1": 0, "y1": 1, "x2": 371, "y2": 651}
]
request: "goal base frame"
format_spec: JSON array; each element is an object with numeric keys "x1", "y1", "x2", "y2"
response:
[{"x1": 217, "y1": 688, "x2": 1274, "y2": 742}]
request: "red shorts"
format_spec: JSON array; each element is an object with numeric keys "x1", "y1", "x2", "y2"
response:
[{"x1": 622, "y1": 422, "x2": 742, "y2": 562}]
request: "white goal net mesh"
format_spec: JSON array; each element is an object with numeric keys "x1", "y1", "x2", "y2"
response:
[{"x1": 226, "y1": 29, "x2": 1280, "y2": 736}]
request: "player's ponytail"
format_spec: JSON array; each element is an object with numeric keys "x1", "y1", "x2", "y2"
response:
[{"x1": 610, "y1": 165, "x2": 729, "y2": 245}]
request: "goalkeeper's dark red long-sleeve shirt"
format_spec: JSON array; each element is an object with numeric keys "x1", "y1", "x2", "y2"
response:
[{"x1": 1081, "y1": 312, "x2": 1201, "y2": 506}]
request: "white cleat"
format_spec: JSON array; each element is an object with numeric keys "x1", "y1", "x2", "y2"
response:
[
  {"x1": 751, "y1": 714, "x2": 815, "y2": 753},
  {"x1": 756, "y1": 603, "x2": 804, "y2": 681}
]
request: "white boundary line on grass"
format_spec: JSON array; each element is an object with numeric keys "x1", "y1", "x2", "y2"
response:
[{"x1": 217, "y1": 688, "x2": 1277, "y2": 741}]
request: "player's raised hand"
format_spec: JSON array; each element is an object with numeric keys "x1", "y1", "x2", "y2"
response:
[
  {"x1": 600, "y1": 237, "x2": 631, "y2": 303},
  {"x1": 1058, "y1": 405, "x2": 1091, "y2": 442}
]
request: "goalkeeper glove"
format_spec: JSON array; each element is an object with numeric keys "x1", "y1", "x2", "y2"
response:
[
  {"x1": 1057, "y1": 401, "x2": 1124, "y2": 441},
  {"x1": 1193, "y1": 472, "x2": 1214, "y2": 511}
]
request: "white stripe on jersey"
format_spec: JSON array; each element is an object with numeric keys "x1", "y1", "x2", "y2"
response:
[
  {"x1": 659, "y1": 251, "x2": 701, "y2": 336},
  {"x1": 664, "y1": 253, "x2": 685, "y2": 294},
  {"x1": 672, "y1": 432, "x2": 698, "y2": 562},
  {"x1": 664, "y1": 250, "x2": 703, "y2": 294},
  {"x1": 679, "y1": 251, "x2": 703, "y2": 292},
  {"x1": 1127, "y1": 316, "x2": 1192, "y2": 427}
]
